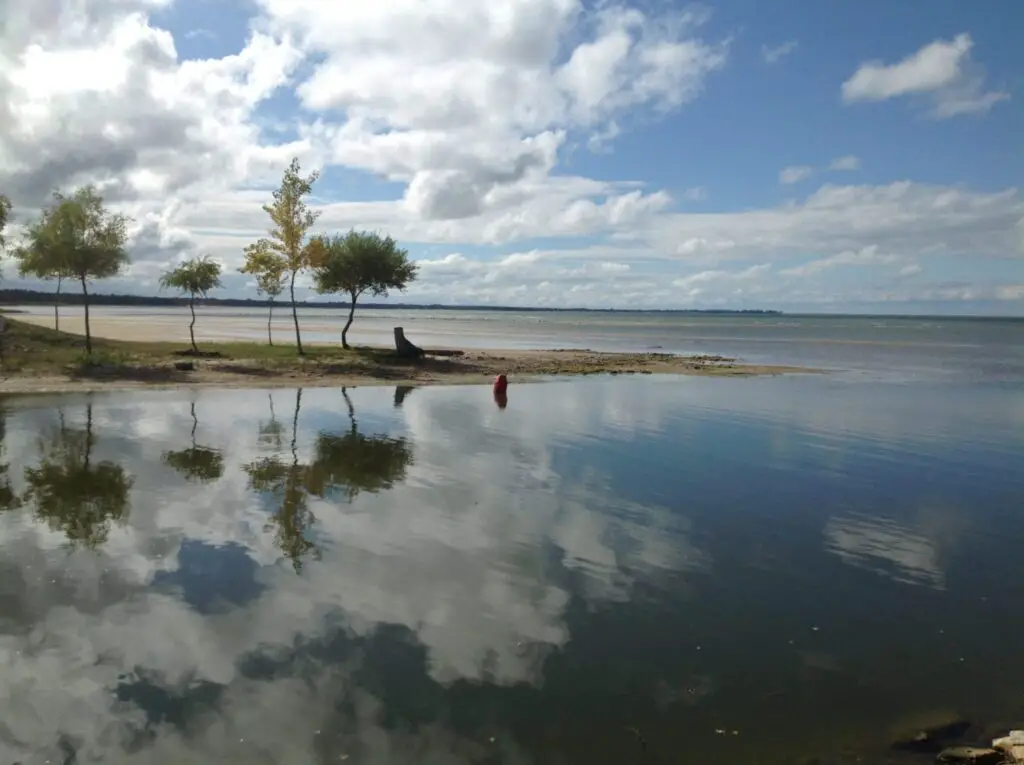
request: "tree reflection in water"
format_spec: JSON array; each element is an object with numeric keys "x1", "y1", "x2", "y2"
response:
[
  {"x1": 162, "y1": 401, "x2": 225, "y2": 483},
  {"x1": 0, "y1": 398, "x2": 20, "y2": 512},
  {"x1": 244, "y1": 388, "x2": 319, "y2": 572},
  {"x1": 244, "y1": 387, "x2": 414, "y2": 572},
  {"x1": 22, "y1": 401, "x2": 133, "y2": 548}
]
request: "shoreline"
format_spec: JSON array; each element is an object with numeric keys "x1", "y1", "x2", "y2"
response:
[
  {"x1": 0, "y1": 349, "x2": 812, "y2": 396},
  {"x1": 0, "y1": 317, "x2": 815, "y2": 396}
]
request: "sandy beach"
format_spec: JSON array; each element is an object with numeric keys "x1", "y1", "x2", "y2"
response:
[{"x1": 0, "y1": 311, "x2": 809, "y2": 394}]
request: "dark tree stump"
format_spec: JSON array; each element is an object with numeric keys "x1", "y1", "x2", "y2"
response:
[{"x1": 394, "y1": 327, "x2": 424, "y2": 359}]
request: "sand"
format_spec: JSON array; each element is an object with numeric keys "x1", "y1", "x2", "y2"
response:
[{"x1": 2, "y1": 312, "x2": 812, "y2": 395}]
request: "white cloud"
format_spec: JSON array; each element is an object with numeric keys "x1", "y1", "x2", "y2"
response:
[
  {"x1": 262, "y1": 0, "x2": 727, "y2": 222},
  {"x1": 0, "y1": 1, "x2": 1019, "y2": 311},
  {"x1": 671, "y1": 263, "x2": 770, "y2": 297},
  {"x1": 779, "y1": 165, "x2": 813, "y2": 185},
  {"x1": 644, "y1": 182, "x2": 1023, "y2": 266},
  {"x1": 841, "y1": 33, "x2": 1009, "y2": 118},
  {"x1": 780, "y1": 245, "x2": 902, "y2": 277},
  {"x1": 762, "y1": 40, "x2": 797, "y2": 64},
  {"x1": 827, "y1": 155, "x2": 861, "y2": 172}
]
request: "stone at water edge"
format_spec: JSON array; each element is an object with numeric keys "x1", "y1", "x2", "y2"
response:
[{"x1": 992, "y1": 731, "x2": 1024, "y2": 762}]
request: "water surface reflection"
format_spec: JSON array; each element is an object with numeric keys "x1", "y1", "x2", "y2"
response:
[{"x1": 0, "y1": 377, "x2": 1021, "y2": 764}]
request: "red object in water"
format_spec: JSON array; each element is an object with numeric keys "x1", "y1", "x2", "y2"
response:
[{"x1": 492, "y1": 374, "x2": 508, "y2": 395}]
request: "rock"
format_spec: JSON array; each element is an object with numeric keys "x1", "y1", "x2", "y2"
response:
[
  {"x1": 936, "y1": 746, "x2": 1002, "y2": 763},
  {"x1": 993, "y1": 732, "x2": 1024, "y2": 762},
  {"x1": 993, "y1": 731, "x2": 1024, "y2": 750}
]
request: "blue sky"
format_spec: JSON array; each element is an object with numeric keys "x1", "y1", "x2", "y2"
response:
[{"x1": 2, "y1": 0, "x2": 1022, "y2": 312}]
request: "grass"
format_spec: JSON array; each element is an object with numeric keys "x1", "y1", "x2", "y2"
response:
[
  {"x1": 0, "y1": 317, "x2": 467, "y2": 381},
  {"x1": 0, "y1": 316, "x2": 781, "y2": 387}
]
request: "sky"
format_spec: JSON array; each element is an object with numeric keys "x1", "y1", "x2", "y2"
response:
[{"x1": 0, "y1": 0, "x2": 1021, "y2": 314}]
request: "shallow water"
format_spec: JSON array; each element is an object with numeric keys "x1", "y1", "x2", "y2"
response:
[{"x1": 0, "y1": 376, "x2": 1022, "y2": 763}]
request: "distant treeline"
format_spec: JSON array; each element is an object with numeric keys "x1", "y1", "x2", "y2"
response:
[{"x1": 0, "y1": 288, "x2": 782, "y2": 315}]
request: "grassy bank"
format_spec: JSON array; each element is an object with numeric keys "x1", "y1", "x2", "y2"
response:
[{"x1": 0, "y1": 317, "x2": 806, "y2": 394}]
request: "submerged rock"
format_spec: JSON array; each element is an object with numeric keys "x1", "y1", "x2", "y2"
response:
[
  {"x1": 891, "y1": 717, "x2": 973, "y2": 754},
  {"x1": 936, "y1": 746, "x2": 1002, "y2": 763}
]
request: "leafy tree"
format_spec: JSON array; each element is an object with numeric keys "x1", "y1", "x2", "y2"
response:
[
  {"x1": 0, "y1": 195, "x2": 11, "y2": 249},
  {"x1": 16, "y1": 186, "x2": 131, "y2": 354},
  {"x1": 311, "y1": 230, "x2": 418, "y2": 349},
  {"x1": 23, "y1": 403, "x2": 134, "y2": 548},
  {"x1": 11, "y1": 233, "x2": 73, "y2": 331},
  {"x1": 240, "y1": 247, "x2": 287, "y2": 346},
  {"x1": 162, "y1": 401, "x2": 224, "y2": 483},
  {"x1": 246, "y1": 158, "x2": 322, "y2": 355},
  {"x1": 159, "y1": 255, "x2": 223, "y2": 352}
]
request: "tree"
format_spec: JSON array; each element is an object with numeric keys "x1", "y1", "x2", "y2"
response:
[
  {"x1": 246, "y1": 158, "x2": 322, "y2": 355},
  {"x1": 0, "y1": 195, "x2": 11, "y2": 249},
  {"x1": 240, "y1": 247, "x2": 287, "y2": 346},
  {"x1": 16, "y1": 187, "x2": 131, "y2": 354},
  {"x1": 311, "y1": 230, "x2": 418, "y2": 349},
  {"x1": 11, "y1": 232, "x2": 74, "y2": 332},
  {"x1": 162, "y1": 401, "x2": 224, "y2": 483},
  {"x1": 23, "y1": 402, "x2": 134, "y2": 547},
  {"x1": 159, "y1": 255, "x2": 223, "y2": 353}
]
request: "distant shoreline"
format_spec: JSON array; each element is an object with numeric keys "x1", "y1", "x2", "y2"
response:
[{"x1": 0, "y1": 288, "x2": 782, "y2": 315}]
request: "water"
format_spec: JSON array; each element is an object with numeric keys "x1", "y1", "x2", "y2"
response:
[
  {"x1": 12, "y1": 304, "x2": 1024, "y2": 382},
  {"x1": 1, "y1": 376, "x2": 1022, "y2": 763}
]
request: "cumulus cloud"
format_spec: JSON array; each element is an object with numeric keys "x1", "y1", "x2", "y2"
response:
[
  {"x1": 841, "y1": 33, "x2": 1009, "y2": 118},
  {"x1": 0, "y1": 0, "x2": 1019, "y2": 311}
]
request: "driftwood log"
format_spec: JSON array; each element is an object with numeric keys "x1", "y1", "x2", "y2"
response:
[{"x1": 394, "y1": 327, "x2": 424, "y2": 359}]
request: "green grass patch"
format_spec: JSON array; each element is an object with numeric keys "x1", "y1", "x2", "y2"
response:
[{"x1": 0, "y1": 318, "x2": 380, "y2": 372}]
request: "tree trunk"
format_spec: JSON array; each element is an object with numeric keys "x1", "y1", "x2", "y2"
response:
[
  {"x1": 188, "y1": 294, "x2": 197, "y2": 352},
  {"x1": 290, "y1": 271, "x2": 303, "y2": 355},
  {"x1": 341, "y1": 293, "x2": 357, "y2": 349},
  {"x1": 54, "y1": 275, "x2": 62, "y2": 332},
  {"x1": 393, "y1": 327, "x2": 423, "y2": 358},
  {"x1": 81, "y1": 276, "x2": 92, "y2": 355},
  {"x1": 267, "y1": 300, "x2": 274, "y2": 346}
]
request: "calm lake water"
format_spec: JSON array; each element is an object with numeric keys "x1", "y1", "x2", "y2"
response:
[
  {"x1": 1, "y1": 376, "x2": 1022, "y2": 763},
  {"x1": 12, "y1": 305, "x2": 1024, "y2": 382}
]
